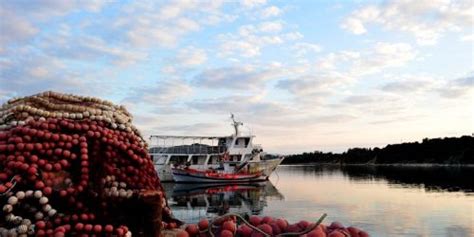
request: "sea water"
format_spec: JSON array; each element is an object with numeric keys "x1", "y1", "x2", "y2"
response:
[{"x1": 164, "y1": 165, "x2": 474, "y2": 237}]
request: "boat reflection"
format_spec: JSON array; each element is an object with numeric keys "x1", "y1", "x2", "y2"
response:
[{"x1": 162, "y1": 181, "x2": 284, "y2": 223}]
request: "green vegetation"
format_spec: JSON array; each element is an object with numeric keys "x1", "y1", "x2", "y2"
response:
[{"x1": 282, "y1": 135, "x2": 474, "y2": 165}]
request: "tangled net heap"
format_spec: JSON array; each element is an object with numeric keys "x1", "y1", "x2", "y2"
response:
[{"x1": 0, "y1": 91, "x2": 175, "y2": 236}]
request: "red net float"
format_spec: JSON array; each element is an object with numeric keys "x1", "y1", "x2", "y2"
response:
[
  {"x1": 168, "y1": 213, "x2": 370, "y2": 237},
  {"x1": 0, "y1": 91, "x2": 179, "y2": 236}
]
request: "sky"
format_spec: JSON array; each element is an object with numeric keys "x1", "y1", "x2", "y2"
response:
[{"x1": 0, "y1": 0, "x2": 473, "y2": 154}]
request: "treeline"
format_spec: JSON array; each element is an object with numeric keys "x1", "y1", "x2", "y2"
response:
[{"x1": 282, "y1": 135, "x2": 474, "y2": 165}]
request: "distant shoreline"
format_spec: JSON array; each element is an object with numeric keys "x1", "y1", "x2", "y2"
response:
[
  {"x1": 280, "y1": 136, "x2": 473, "y2": 165},
  {"x1": 279, "y1": 163, "x2": 474, "y2": 167}
]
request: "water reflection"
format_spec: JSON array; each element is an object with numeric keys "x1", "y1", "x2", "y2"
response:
[
  {"x1": 269, "y1": 165, "x2": 474, "y2": 236},
  {"x1": 163, "y1": 181, "x2": 284, "y2": 223},
  {"x1": 287, "y1": 165, "x2": 474, "y2": 194},
  {"x1": 163, "y1": 166, "x2": 474, "y2": 236}
]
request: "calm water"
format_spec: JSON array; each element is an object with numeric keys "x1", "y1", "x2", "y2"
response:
[{"x1": 163, "y1": 165, "x2": 474, "y2": 237}]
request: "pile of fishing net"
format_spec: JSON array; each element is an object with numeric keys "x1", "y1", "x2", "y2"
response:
[
  {"x1": 163, "y1": 213, "x2": 371, "y2": 237},
  {"x1": 0, "y1": 91, "x2": 178, "y2": 236}
]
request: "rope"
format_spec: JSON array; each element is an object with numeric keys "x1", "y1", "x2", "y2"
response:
[
  {"x1": 0, "y1": 175, "x2": 19, "y2": 196},
  {"x1": 276, "y1": 213, "x2": 327, "y2": 236},
  {"x1": 200, "y1": 212, "x2": 327, "y2": 237}
]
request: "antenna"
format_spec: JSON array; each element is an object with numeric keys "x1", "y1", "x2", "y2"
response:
[{"x1": 230, "y1": 113, "x2": 243, "y2": 136}]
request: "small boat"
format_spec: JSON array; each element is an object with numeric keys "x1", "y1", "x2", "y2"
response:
[{"x1": 171, "y1": 167, "x2": 266, "y2": 183}]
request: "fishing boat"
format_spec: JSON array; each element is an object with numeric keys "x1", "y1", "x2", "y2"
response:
[{"x1": 149, "y1": 115, "x2": 284, "y2": 182}]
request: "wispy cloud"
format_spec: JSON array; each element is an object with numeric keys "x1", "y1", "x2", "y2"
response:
[
  {"x1": 175, "y1": 46, "x2": 208, "y2": 67},
  {"x1": 277, "y1": 72, "x2": 350, "y2": 97},
  {"x1": 217, "y1": 21, "x2": 301, "y2": 58},
  {"x1": 0, "y1": 0, "x2": 107, "y2": 46},
  {"x1": 381, "y1": 75, "x2": 437, "y2": 94},
  {"x1": 260, "y1": 6, "x2": 282, "y2": 18},
  {"x1": 241, "y1": 0, "x2": 267, "y2": 9},
  {"x1": 437, "y1": 74, "x2": 474, "y2": 98},
  {"x1": 124, "y1": 79, "x2": 193, "y2": 106},
  {"x1": 0, "y1": 0, "x2": 471, "y2": 152},
  {"x1": 379, "y1": 73, "x2": 474, "y2": 99},
  {"x1": 292, "y1": 42, "x2": 322, "y2": 58},
  {"x1": 193, "y1": 64, "x2": 284, "y2": 90},
  {"x1": 341, "y1": 0, "x2": 473, "y2": 45}
]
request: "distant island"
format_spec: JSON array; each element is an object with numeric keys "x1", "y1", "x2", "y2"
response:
[{"x1": 281, "y1": 135, "x2": 474, "y2": 165}]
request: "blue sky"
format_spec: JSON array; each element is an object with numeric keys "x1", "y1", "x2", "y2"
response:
[{"x1": 1, "y1": 0, "x2": 473, "y2": 153}]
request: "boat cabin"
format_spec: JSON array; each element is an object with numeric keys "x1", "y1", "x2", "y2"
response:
[{"x1": 149, "y1": 135, "x2": 258, "y2": 167}]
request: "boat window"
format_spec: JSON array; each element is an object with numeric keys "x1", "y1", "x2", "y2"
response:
[
  {"x1": 230, "y1": 155, "x2": 241, "y2": 161},
  {"x1": 169, "y1": 155, "x2": 188, "y2": 165},
  {"x1": 234, "y1": 138, "x2": 251, "y2": 148},
  {"x1": 218, "y1": 138, "x2": 227, "y2": 146},
  {"x1": 208, "y1": 155, "x2": 219, "y2": 164},
  {"x1": 191, "y1": 155, "x2": 207, "y2": 165},
  {"x1": 149, "y1": 146, "x2": 160, "y2": 153},
  {"x1": 156, "y1": 156, "x2": 167, "y2": 165}
]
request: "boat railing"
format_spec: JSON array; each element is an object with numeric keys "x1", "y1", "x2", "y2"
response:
[{"x1": 149, "y1": 145, "x2": 227, "y2": 155}]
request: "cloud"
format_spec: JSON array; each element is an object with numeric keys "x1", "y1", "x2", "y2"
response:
[
  {"x1": 460, "y1": 34, "x2": 474, "y2": 42},
  {"x1": 151, "y1": 122, "x2": 226, "y2": 136},
  {"x1": 0, "y1": 0, "x2": 471, "y2": 154},
  {"x1": 316, "y1": 42, "x2": 416, "y2": 76},
  {"x1": 277, "y1": 72, "x2": 351, "y2": 96},
  {"x1": 185, "y1": 95, "x2": 294, "y2": 125},
  {"x1": 193, "y1": 65, "x2": 284, "y2": 90},
  {"x1": 381, "y1": 76, "x2": 437, "y2": 93},
  {"x1": 124, "y1": 79, "x2": 193, "y2": 106},
  {"x1": 312, "y1": 114, "x2": 356, "y2": 123},
  {"x1": 437, "y1": 74, "x2": 474, "y2": 98},
  {"x1": 292, "y1": 42, "x2": 322, "y2": 57},
  {"x1": 0, "y1": 0, "x2": 106, "y2": 20},
  {"x1": 341, "y1": 18, "x2": 367, "y2": 35},
  {"x1": 369, "y1": 115, "x2": 421, "y2": 125},
  {"x1": 260, "y1": 6, "x2": 282, "y2": 18},
  {"x1": 241, "y1": 0, "x2": 267, "y2": 8},
  {"x1": 342, "y1": 95, "x2": 377, "y2": 105},
  {"x1": 0, "y1": 89, "x2": 16, "y2": 104},
  {"x1": 336, "y1": 92, "x2": 409, "y2": 117},
  {"x1": 276, "y1": 42, "x2": 416, "y2": 108},
  {"x1": 0, "y1": 9, "x2": 38, "y2": 46},
  {"x1": 316, "y1": 50, "x2": 360, "y2": 70},
  {"x1": 113, "y1": 1, "x2": 229, "y2": 47},
  {"x1": 258, "y1": 21, "x2": 283, "y2": 33},
  {"x1": 352, "y1": 42, "x2": 416, "y2": 75},
  {"x1": 125, "y1": 17, "x2": 200, "y2": 47},
  {"x1": 218, "y1": 21, "x2": 301, "y2": 58},
  {"x1": 379, "y1": 73, "x2": 473, "y2": 99},
  {"x1": 175, "y1": 46, "x2": 208, "y2": 67},
  {"x1": 40, "y1": 32, "x2": 147, "y2": 65},
  {"x1": 0, "y1": 0, "x2": 108, "y2": 46},
  {"x1": 0, "y1": 53, "x2": 104, "y2": 101},
  {"x1": 341, "y1": 0, "x2": 473, "y2": 45}
]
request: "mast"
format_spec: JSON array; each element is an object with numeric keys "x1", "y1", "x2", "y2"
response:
[{"x1": 230, "y1": 114, "x2": 243, "y2": 136}]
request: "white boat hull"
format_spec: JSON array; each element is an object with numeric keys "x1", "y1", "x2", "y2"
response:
[
  {"x1": 171, "y1": 157, "x2": 284, "y2": 183},
  {"x1": 156, "y1": 157, "x2": 284, "y2": 182},
  {"x1": 172, "y1": 173, "x2": 268, "y2": 183}
]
